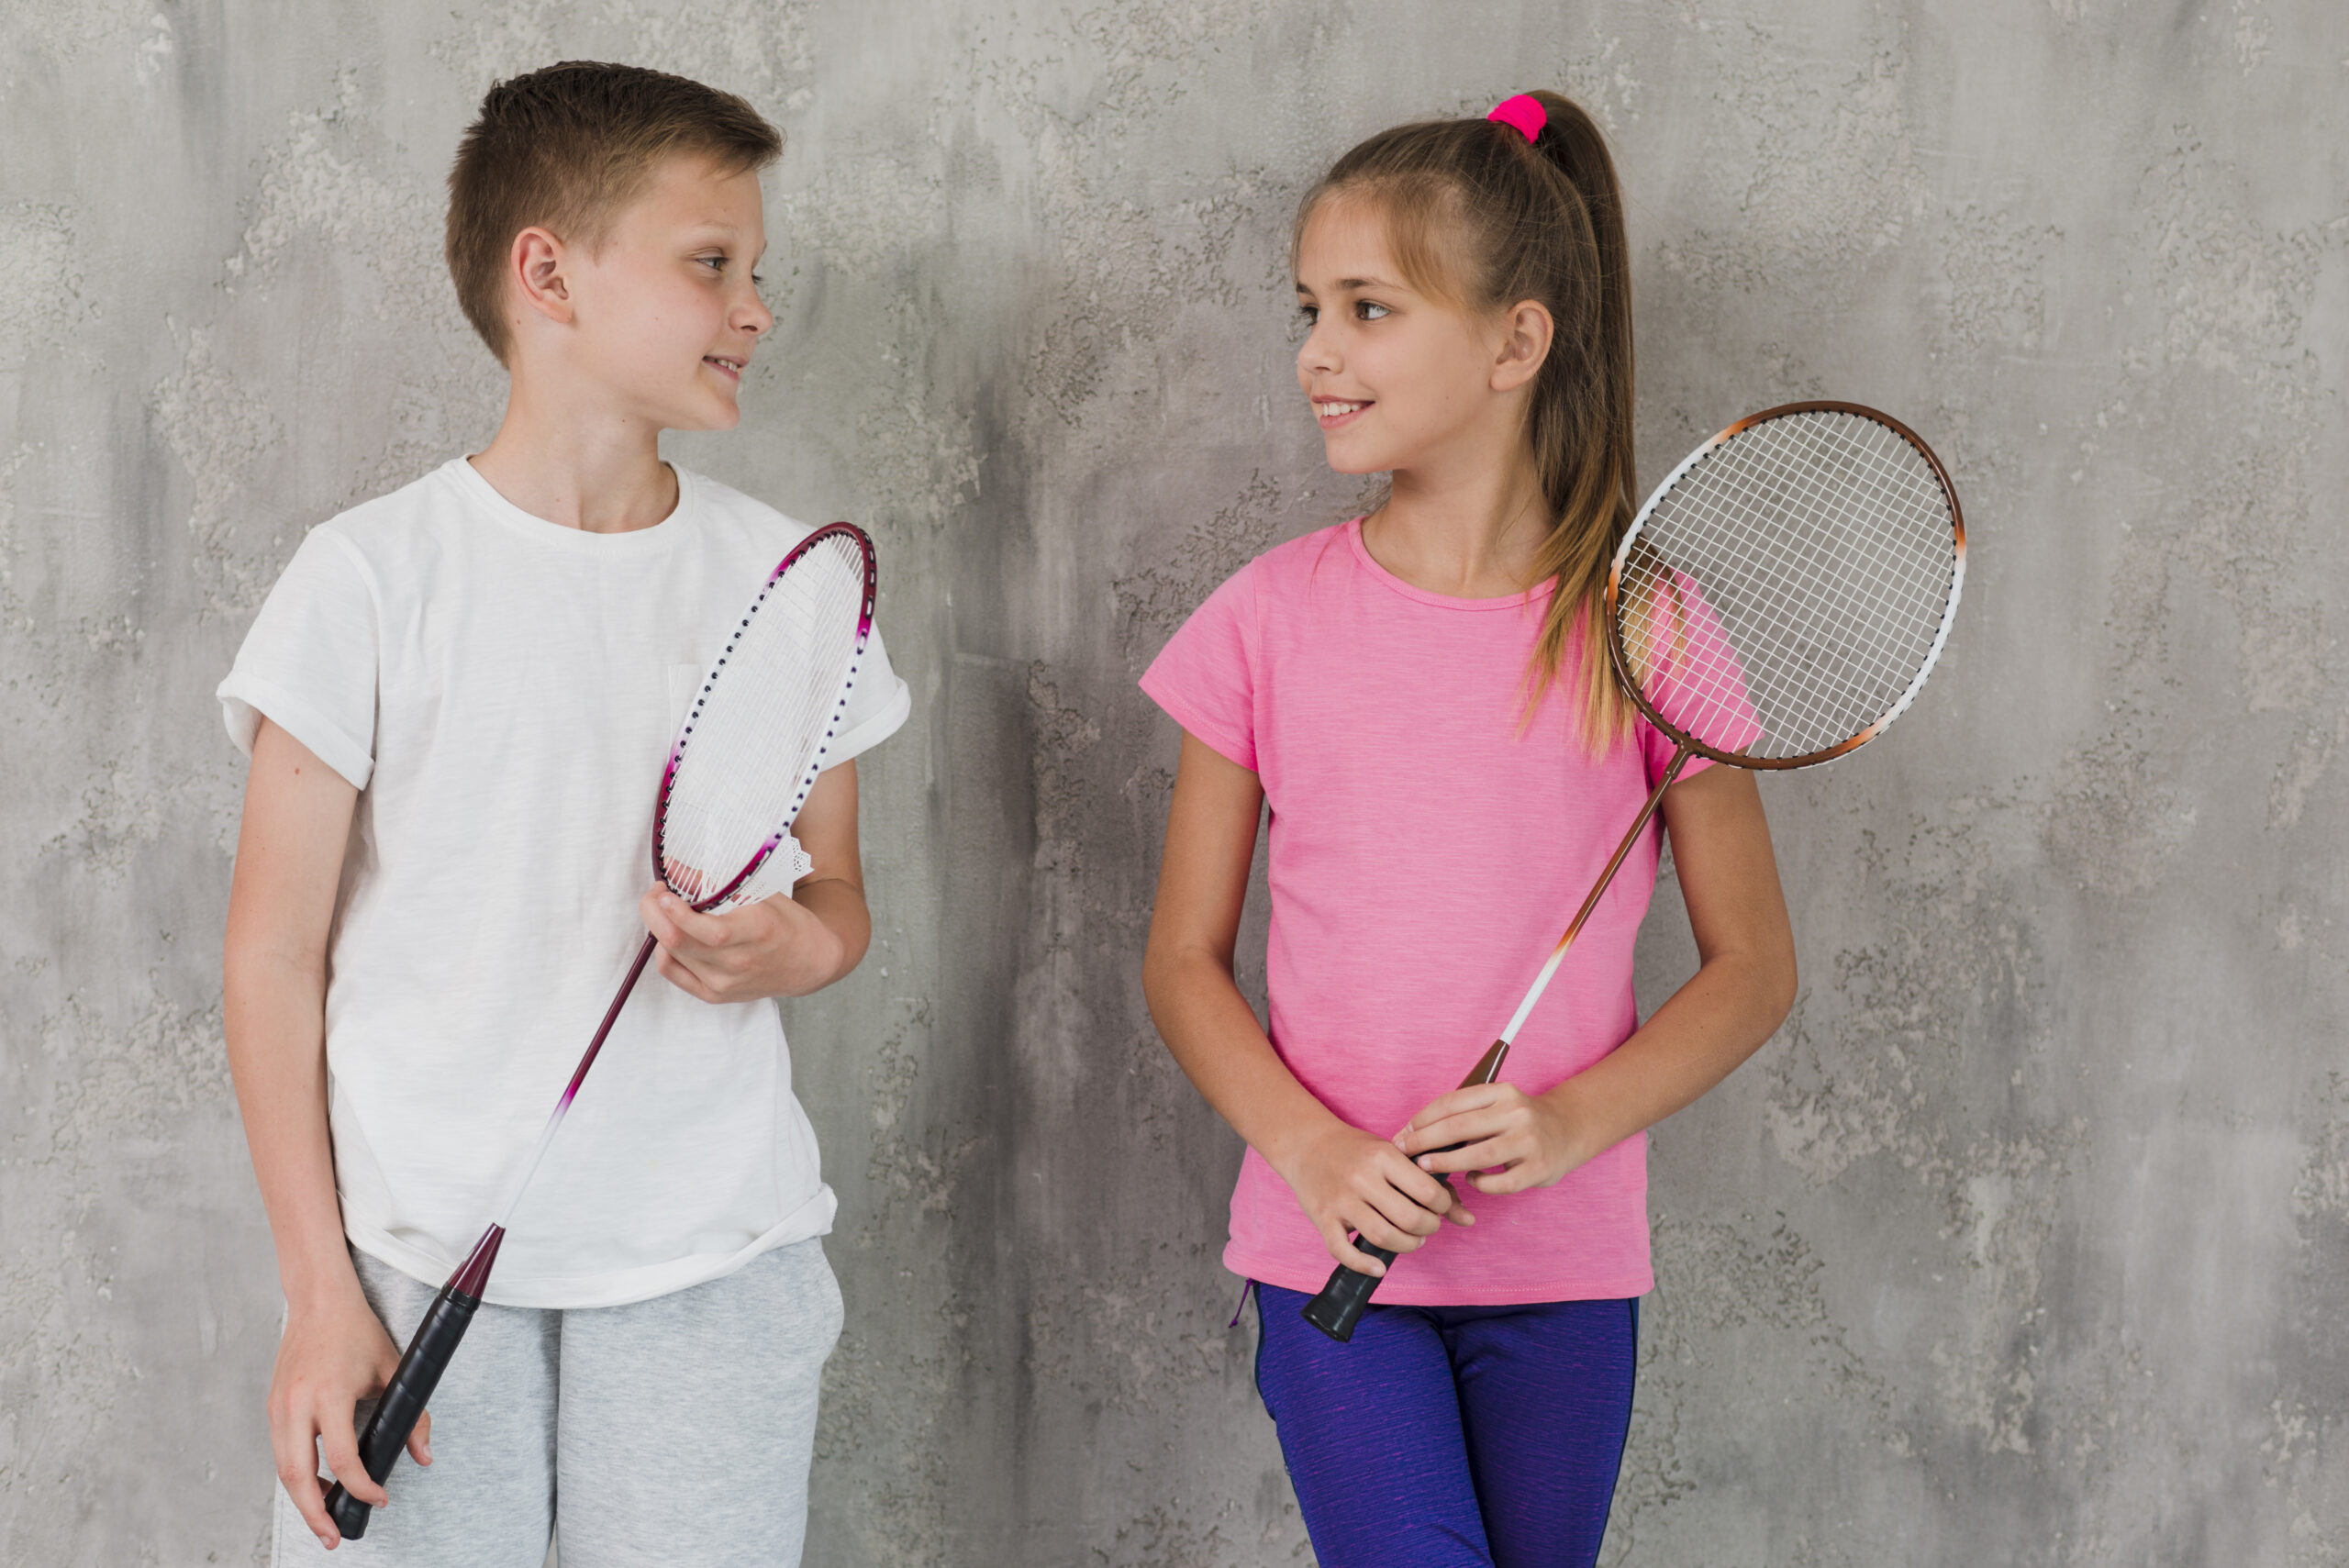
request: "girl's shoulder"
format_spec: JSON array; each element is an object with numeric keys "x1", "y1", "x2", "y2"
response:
[{"x1": 1231, "y1": 517, "x2": 1364, "y2": 610}]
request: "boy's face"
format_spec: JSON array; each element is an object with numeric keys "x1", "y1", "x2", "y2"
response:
[{"x1": 557, "y1": 152, "x2": 774, "y2": 431}]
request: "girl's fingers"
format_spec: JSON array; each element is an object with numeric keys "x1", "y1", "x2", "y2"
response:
[
  {"x1": 1349, "y1": 1207, "x2": 1422, "y2": 1256},
  {"x1": 1324, "y1": 1225, "x2": 1386, "y2": 1275},
  {"x1": 1405, "y1": 1084, "x2": 1508, "y2": 1132}
]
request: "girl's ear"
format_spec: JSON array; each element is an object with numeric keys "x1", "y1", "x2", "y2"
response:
[{"x1": 1491, "y1": 299, "x2": 1555, "y2": 394}]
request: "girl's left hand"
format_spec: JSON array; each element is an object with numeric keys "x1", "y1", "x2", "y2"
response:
[{"x1": 1397, "y1": 1083, "x2": 1595, "y2": 1195}]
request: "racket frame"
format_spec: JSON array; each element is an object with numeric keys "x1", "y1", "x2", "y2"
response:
[
  {"x1": 655, "y1": 520, "x2": 881, "y2": 911},
  {"x1": 1605, "y1": 400, "x2": 1966, "y2": 771}
]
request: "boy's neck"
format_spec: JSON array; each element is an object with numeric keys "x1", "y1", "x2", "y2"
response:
[{"x1": 469, "y1": 370, "x2": 680, "y2": 535}]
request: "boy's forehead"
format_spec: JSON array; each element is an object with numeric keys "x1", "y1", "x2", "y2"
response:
[{"x1": 615, "y1": 152, "x2": 765, "y2": 236}]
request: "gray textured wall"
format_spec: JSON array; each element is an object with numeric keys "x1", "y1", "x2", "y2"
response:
[{"x1": 4, "y1": 1, "x2": 2345, "y2": 1563}]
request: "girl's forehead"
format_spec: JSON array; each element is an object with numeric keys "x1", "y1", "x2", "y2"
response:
[{"x1": 1296, "y1": 198, "x2": 1406, "y2": 286}]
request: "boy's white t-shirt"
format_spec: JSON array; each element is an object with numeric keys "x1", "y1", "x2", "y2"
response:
[{"x1": 217, "y1": 458, "x2": 911, "y2": 1309}]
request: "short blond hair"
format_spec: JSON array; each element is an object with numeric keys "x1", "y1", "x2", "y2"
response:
[{"x1": 446, "y1": 61, "x2": 782, "y2": 363}]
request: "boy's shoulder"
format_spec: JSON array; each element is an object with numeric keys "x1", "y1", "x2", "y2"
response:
[
  {"x1": 676, "y1": 467, "x2": 823, "y2": 550},
  {"x1": 300, "y1": 459, "x2": 476, "y2": 562}
]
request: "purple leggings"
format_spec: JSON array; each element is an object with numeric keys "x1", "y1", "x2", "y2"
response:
[{"x1": 1252, "y1": 1283, "x2": 1638, "y2": 1568}]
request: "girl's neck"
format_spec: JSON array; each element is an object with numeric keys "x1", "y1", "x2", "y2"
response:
[
  {"x1": 1360, "y1": 457, "x2": 1549, "y2": 601},
  {"x1": 469, "y1": 373, "x2": 678, "y2": 535}
]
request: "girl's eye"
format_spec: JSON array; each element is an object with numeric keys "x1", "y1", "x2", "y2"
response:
[
  {"x1": 700, "y1": 255, "x2": 727, "y2": 272},
  {"x1": 1297, "y1": 305, "x2": 1319, "y2": 326},
  {"x1": 1355, "y1": 301, "x2": 1389, "y2": 321},
  {"x1": 751, "y1": 272, "x2": 766, "y2": 287}
]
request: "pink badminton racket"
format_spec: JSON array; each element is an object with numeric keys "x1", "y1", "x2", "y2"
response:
[{"x1": 325, "y1": 522, "x2": 878, "y2": 1536}]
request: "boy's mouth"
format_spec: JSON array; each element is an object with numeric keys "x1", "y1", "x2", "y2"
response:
[
  {"x1": 1315, "y1": 398, "x2": 1371, "y2": 428},
  {"x1": 704, "y1": 355, "x2": 747, "y2": 382}
]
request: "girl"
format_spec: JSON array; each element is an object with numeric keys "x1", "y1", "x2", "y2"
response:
[{"x1": 1139, "y1": 93, "x2": 1797, "y2": 1567}]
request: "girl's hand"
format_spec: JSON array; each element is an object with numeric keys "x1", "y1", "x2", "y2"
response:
[
  {"x1": 1280, "y1": 1120, "x2": 1474, "y2": 1275},
  {"x1": 269, "y1": 1286, "x2": 429, "y2": 1550},
  {"x1": 640, "y1": 886, "x2": 849, "y2": 1002},
  {"x1": 1399, "y1": 1082, "x2": 1594, "y2": 1195}
]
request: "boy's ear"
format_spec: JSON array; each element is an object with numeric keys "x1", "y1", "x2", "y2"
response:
[
  {"x1": 510, "y1": 226, "x2": 575, "y2": 328},
  {"x1": 1490, "y1": 299, "x2": 1554, "y2": 395}
]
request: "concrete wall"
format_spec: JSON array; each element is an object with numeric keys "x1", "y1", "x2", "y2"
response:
[{"x1": 4, "y1": 1, "x2": 2344, "y2": 1562}]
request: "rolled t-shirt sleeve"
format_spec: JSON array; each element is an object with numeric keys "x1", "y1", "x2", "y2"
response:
[
  {"x1": 823, "y1": 620, "x2": 911, "y2": 768},
  {"x1": 1139, "y1": 562, "x2": 1260, "y2": 770},
  {"x1": 216, "y1": 526, "x2": 380, "y2": 790}
]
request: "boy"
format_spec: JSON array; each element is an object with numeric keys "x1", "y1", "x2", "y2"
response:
[{"x1": 218, "y1": 61, "x2": 908, "y2": 1563}]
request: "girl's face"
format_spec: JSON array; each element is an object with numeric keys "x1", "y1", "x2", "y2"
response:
[{"x1": 1293, "y1": 197, "x2": 1520, "y2": 477}]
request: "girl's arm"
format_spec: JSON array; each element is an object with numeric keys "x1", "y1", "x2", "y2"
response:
[
  {"x1": 638, "y1": 757, "x2": 872, "y2": 1001},
  {"x1": 1142, "y1": 732, "x2": 1464, "y2": 1277},
  {"x1": 225, "y1": 719, "x2": 423, "y2": 1549},
  {"x1": 1399, "y1": 762, "x2": 1797, "y2": 1190}
]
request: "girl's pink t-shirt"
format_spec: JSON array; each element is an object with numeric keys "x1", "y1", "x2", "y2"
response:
[{"x1": 1141, "y1": 518, "x2": 1717, "y2": 1304}]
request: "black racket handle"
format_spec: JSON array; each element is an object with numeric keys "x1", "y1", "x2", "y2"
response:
[
  {"x1": 322, "y1": 1283, "x2": 480, "y2": 1540},
  {"x1": 1300, "y1": 1162, "x2": 1472, "y2": 1341},
  {"x1": 1299, "y1": 1236, "x2": 1398, "y2": 1341}
]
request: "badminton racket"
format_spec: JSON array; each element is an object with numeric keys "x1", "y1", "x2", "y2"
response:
[
  {"x1": 323, "y1": 522, "x2": 878, "y2": 1536},
  {"x1": 1301, "y1": 402, "x2": 1965, "y2": 1340}
]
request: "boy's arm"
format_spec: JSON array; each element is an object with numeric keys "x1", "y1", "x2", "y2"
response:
[
  {"x1": 639, "y1": 756, "x2": 873, "y2": 1000},
  {"x1": 225, "y1": 719, "x2": 424, "y2": 1550}
]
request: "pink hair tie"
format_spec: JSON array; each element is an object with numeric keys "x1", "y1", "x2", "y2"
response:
[{"x1": 1486, "y1": 94, "x2": 1546, "y2": 144}]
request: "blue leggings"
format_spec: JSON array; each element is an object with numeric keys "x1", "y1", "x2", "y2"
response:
[{"x1": 1252, "y1": 1282, "x2": 1637, "y2": 1568}]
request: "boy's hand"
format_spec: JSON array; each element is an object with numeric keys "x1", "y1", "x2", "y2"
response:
[
  {"x1": 640, "y1": 885, "x2": 850, "y2": 1003},
  {"x1": 1398, "y1": 1081, "x2": 1595, "y2": 1195},
  {"x1": 1279, "y1": 1120, "x2": 1473, "y2": 1276},
  {"x1": 270, "y1": 1287, "x2": 429, "y2": 1550}
]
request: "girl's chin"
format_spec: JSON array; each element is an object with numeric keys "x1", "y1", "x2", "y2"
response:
[{"x1": 1317, "y1": 445, "x2": 1388, "y2": 476}]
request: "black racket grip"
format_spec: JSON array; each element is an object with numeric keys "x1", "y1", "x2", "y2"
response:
[
  {"x1": 323, "y1": 1284, "x2": 479, "y2": 1540},
  {"x1": 1299, "y1": 1235, "x2": 1398, "y2": 1341}
]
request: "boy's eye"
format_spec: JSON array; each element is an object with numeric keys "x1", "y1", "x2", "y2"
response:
[{"x1": 1355, "y1": 300, "x2": 1389, "y2": 321}]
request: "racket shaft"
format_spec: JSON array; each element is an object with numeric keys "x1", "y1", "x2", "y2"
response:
[{"x1": 322, "y1": 1281, "x2": 481, "y2": 1540}]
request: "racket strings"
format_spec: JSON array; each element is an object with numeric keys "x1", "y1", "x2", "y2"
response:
[
  {"x1": 658, "y1": 531, "x2": 870, "y2": 906},
  {"x1": 1617, "y1": 409, "x2": 1957, "y2": 761}
]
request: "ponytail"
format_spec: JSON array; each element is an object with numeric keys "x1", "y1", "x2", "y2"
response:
[{"x1": 1296, "y1": 93, "x2": 1640, "y2": 750}]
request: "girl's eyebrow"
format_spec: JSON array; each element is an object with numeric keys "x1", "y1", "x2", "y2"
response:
[{"x1": 1296, "y1": 275, "x2": 1402, "y2": 293}]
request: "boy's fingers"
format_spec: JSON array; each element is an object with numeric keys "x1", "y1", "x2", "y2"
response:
[
  {"x1": 649, "y1": 889, "x2": 742, "y2": 950},
  {"x1": 407, "y1": 1407, "x2": 433, "y2": 1466},
  {"x1": 318, "y1": 1406, "x2": 387, "y2": 1510},
  {"x1": 273, "y1": 1429, "x2": 337, "y2": 1546},
  {"x1": 651, "y1": 945, "x2": 722, "y2": 1003}
]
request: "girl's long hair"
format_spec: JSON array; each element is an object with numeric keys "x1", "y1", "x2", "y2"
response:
[{"x1": 1296, "y1": 92, "x2": 1637, "y2": 749}]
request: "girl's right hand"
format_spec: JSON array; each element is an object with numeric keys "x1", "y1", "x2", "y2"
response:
[
  {"x1": 269, "y1": 1287, "x2": 430, "y2": 1549},
  {"x1": 1281, "y1": 1121, "x2": 1473, "y2": 1275}
]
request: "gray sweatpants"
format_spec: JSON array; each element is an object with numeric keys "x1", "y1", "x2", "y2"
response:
[{"x1": 273, "y1": 1239, "x2": 842, "y2": 1568}]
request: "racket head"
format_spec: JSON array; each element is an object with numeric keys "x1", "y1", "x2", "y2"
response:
[
  {"x1": 652, "y1": 522, "x2": 878, "y2": 911},
  {"x1": 1605, "y1": 401, "x2": 1965, "y2": 771}
]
